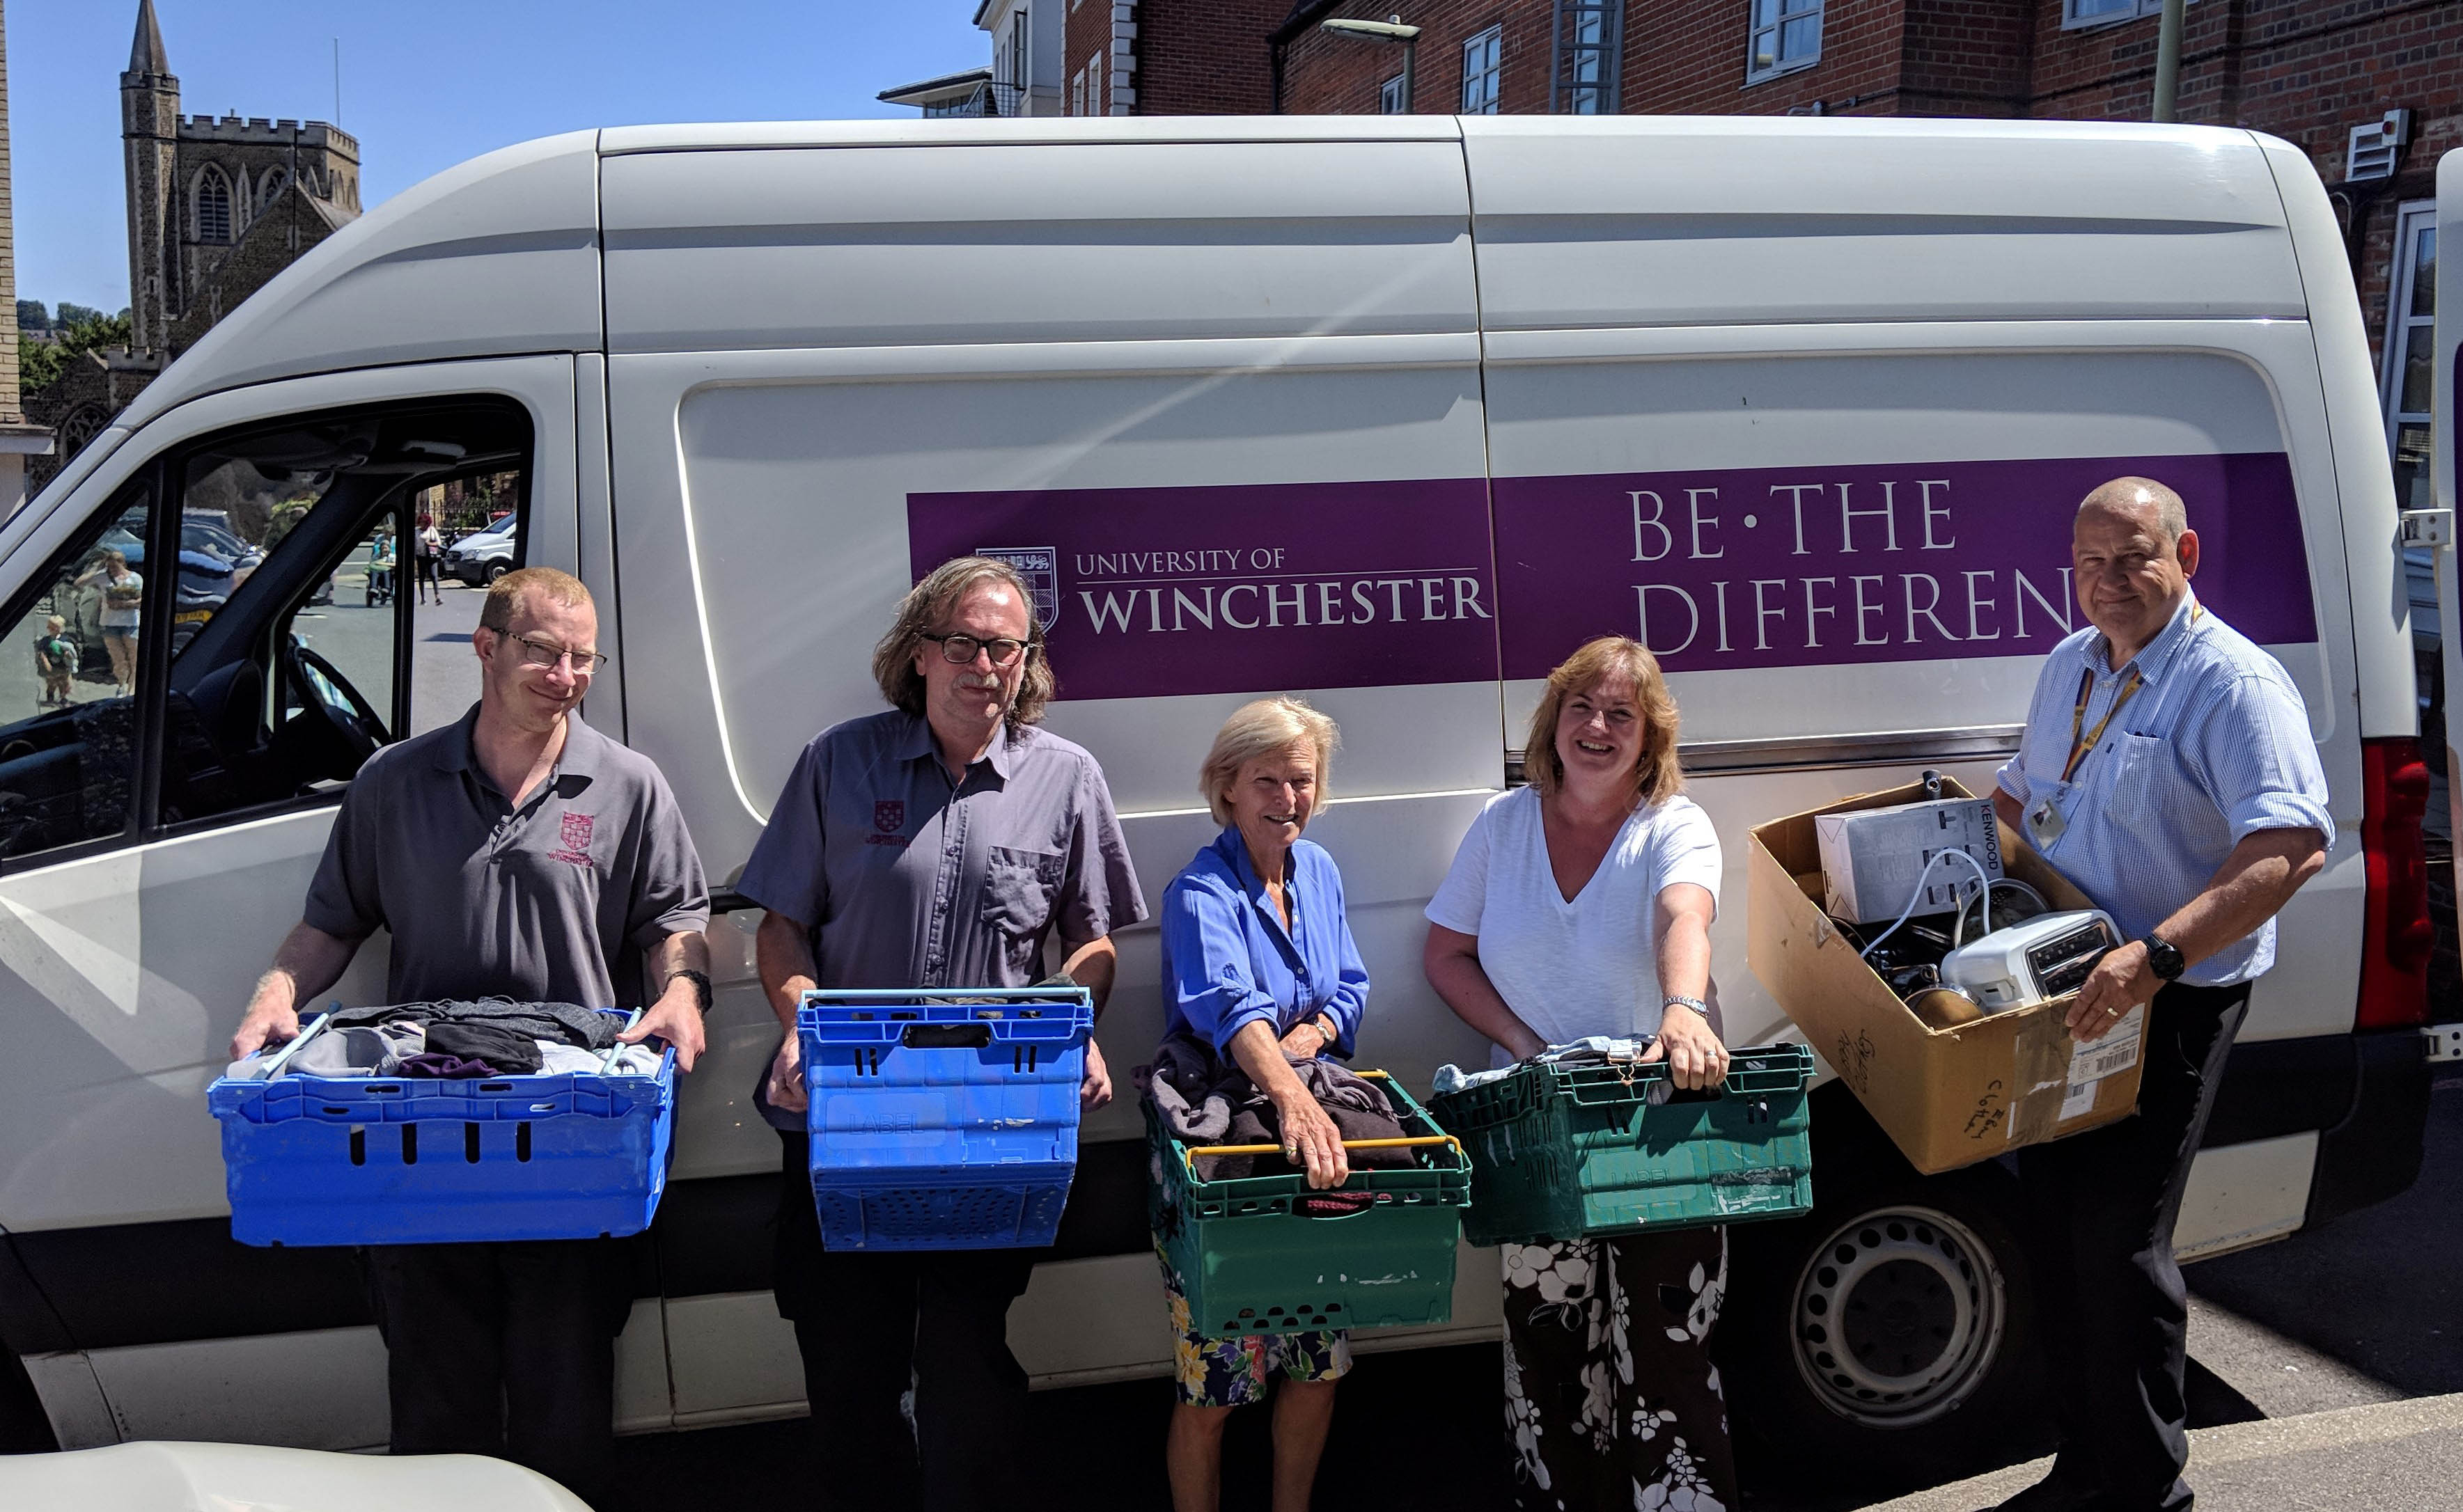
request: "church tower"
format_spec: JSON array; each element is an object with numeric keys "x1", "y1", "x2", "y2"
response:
[{"x1": 120, "y1": 0, "x2": 178, "y2": 352}]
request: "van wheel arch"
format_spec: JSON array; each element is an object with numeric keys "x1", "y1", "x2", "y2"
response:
[{"x1": 1721, "y1": 1082, "x2": 2051, "y2": 1494}]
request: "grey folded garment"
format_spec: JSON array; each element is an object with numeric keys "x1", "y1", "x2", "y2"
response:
[
  {"x1": 317, "y1": 997, "x2": 621, "y2": 1050},
  {"x1": 224, "y1": 1023, "x2": 425, "y2": 1081}
]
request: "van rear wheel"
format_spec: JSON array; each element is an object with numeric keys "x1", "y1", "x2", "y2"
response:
[{"x1": 1726, "y1": 1162, "x2": 2050, "y2": 1494}]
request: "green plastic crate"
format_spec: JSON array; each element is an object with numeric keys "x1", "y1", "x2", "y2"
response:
[
  {"x1": 1146, "y1": 1073, "x2": 1470, "y2": 1338},
  {"x1": 1430, "y1": 1042, "x2": 1815, "y2": 1247}
]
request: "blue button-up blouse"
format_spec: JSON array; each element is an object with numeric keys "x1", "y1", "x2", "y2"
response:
[{"x1": 1160, "y1": 828, "x2": 1370, "y2": 1057}]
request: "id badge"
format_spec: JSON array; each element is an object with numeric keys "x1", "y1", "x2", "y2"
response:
[{"x1": 2026, "y1": 789, "x2": 2069, "y2": 848}]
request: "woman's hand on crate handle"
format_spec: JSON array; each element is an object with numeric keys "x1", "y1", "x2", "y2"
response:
[
  {"x1": 1642, "y1": 883, "x2": 1726, "y2": 1090},
  {"x1": 230, "y1": 921, "x2": 362, "y2": 1060},
  {"x1": 1228, "y1": 1019, "x2": 1350, "y2": 1188},
  {"x1": 623, "y1": 931, "x2": 711, "y2": 1071}
]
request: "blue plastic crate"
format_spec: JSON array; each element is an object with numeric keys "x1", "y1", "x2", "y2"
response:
[
  {"x1": 208, "y1": 1011, "x2": 675, "y2": 1247},
  {"x1": 798, "y1": 986, "x2": 1092, "y2": 1252}
]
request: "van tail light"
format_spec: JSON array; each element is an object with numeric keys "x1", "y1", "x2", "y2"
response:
[{"x1": 2356, "y1": 736, "x2": 2434, "y2": 1031}]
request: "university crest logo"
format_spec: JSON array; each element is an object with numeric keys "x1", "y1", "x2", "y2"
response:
[
  {"x1": 874, "y1": 800, "x2": 906, "y2": 835},
  {"x1": 549, "y1": 811, "x2": 595, "y2": 867}
]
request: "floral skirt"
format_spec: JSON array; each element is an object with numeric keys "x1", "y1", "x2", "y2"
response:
[
  {"x1": 1500, "y1": 1227, "x2": 1735, "y2": 1512},
  {"x1": 1157, "y1": 1241, "x2": 1352, "y2": 1409}
]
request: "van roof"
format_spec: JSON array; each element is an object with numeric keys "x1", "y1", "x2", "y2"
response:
[{"x1": 120, "y1": 116, "x2": 2304, "y2": 431}]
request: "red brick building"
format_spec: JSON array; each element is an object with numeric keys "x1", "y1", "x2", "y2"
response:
[{"x1": 1269, "y1": 0, "x2": 2455, "y2": 504}]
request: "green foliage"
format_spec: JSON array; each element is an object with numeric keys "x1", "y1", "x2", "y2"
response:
[
  {"x1": 22, "y1": 309, "x2": 134, "y2": 397},
  {"x1": 16, "y1": 301, "x2": 47, "y2": 331}
]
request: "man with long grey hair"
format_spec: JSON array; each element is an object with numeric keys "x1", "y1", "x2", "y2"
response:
[{"x1": 737, "y1": 555, "x2": 1145, "y2": 1511}]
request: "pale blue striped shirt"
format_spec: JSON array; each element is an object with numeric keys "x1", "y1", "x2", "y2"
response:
[{"x1": 1995, "y1": 594, "x2": 2333, "y2": 986}]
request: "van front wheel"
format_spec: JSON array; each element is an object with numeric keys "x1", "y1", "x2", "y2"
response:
[{"x1": 1725, "y1": 1163, "x2": 2051, "y2": 1493}]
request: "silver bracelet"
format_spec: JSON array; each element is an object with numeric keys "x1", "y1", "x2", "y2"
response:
[{"x1": 1661, "y1": 993, "x2": 1709, "y2": 1018}]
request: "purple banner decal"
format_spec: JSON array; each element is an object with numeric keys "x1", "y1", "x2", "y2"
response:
[
  {"x1": 1492, "y1": 453, "x2": 2315, "y2": 679},
  {"x1": 907, "y1": 479, "x2": 1501, "y2": 702}
]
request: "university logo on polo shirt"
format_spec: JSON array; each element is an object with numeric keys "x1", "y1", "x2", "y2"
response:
[
  {"x1": 549, "y1": 811, "x2": 595, "y2": 867},
  {"x1": 869, "y1": 799, "x2": 909, "y2": 849}
]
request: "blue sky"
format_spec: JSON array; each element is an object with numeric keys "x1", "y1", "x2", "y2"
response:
[{"x1": 11, "y1": 1, "x2": 990, "y2": 315}]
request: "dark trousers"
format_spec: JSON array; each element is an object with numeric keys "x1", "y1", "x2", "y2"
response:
[
  {"x1": 2016, "y1": 980, "x2": 2251, "y2": 1511},
  {"x1": 774, "y1": 1131, "x2": 1038, "y2": 1512},
  {"x1": 363, "y1": 1239, "x2": 634, "y2": 1506}
]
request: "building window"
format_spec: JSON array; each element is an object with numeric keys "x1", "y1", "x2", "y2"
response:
[
  {"x1": 1381, "y1": 72, "x2": 1410, "y2": 114},
  {"x1": 1009, "y1": 9, "x2": 1030, "y2": 90},
  {"x1": 1462, "y1": 26, "x2": 1503, "y2": 114},
  {"x1": 1747, "y1": 0, "x2": 1822, "y2": 81},
  {"x1": 193, "y1": 166, "x2": 233, "y2": 244},
  {"x1": 257, "y1": 166, "x2": 288, "y2": 212},
  {"x1": 2384, "y1": 201, "x2": 2437, "y2": 513},
  {"x1": 1088, "y1": 48, "x2": 1105, "y2": 115},
  {"x1": 2063, "y1": 0, "x2": 2184, "y2": 26},
  {"x1": 1554, "y1": 1, "x2": 1623, "y2": 114}
]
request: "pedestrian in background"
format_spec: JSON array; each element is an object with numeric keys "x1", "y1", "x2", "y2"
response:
[
  {"x1": 1989, "y1": 477, "x2": 2331, "y2": 1512},
  {"x1": 415, "y1": 513, "x2": 443, "y2": 604}
]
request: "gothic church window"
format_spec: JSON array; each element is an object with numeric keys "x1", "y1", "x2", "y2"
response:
[
  {"x1": 193, "y1": 166, "x2": 233, "y2": 243},
  {"x1": 258, "y1": 167, "x2": 288, "y2": 212}
]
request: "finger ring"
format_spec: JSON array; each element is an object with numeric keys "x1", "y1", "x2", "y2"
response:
[
  {"x1": 1283, "y1": 1145, "x2": 1299, "y2": 1158},
  {"x1": 2104, "y1": 1006, "x2": 2122, "y2": 1018}
]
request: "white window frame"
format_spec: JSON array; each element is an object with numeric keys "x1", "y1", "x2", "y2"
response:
[
  {"x1": 1462, "y1": 26, "x2": 1503, "y2": 115},
  {"x1": 1379, "y1": 72, "x2": 1409, "y2": 113},
  {"x1": 1746, "y1": 0, "x2": 1822, "y2": 83},
  {"x1": 1087, "y1": 47, "x2": 1105, "y2": 115},
  {"x1": 2382, "y1": 199, "x2": 2438, "y2": 511},
  {"x1": 2063, "y1": 0, "x2": 2191, "y2": 30}
]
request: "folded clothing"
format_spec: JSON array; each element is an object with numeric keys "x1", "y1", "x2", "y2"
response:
[
  {"x1": 224, "y1": 1016, "x2": 664, "y2": 1082},
  {"x1": 423, "y1": 1021, "x2": 543, "y2": 1075},
  {"x1": 1137, "y1": 1033, "x2": 1418, "y2": 1181},
  {"x1": 318, "y1": 997, "x2": 622, "y2": 1051}
]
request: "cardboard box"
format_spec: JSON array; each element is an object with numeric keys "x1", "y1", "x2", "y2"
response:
[{"x1": 1748, "y1": 777, "x2": 2146, "y2": 1175}]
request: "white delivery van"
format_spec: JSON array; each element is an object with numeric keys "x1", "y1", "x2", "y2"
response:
[{"x1": 0, "y1": 117, "x2": 2451, "y2": 1484}]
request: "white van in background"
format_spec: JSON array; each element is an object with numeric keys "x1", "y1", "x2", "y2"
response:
[{"x1": 0, "y1": 117, "x2": 2450, "y2": 1490}]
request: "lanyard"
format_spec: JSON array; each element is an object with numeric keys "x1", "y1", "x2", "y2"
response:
[
  {"x1": 2061, "y1": 602, "x2": 2201, "y2": 784},
  {"x1": 2061, "y1": 668, "x2": 2141, "y2": 783}
]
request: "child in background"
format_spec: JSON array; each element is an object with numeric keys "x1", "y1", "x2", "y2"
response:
[{"x1": 34, "y1": 615, "x2": 75, "y2": 705}]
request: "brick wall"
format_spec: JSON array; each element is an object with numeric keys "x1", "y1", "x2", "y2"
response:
[
  {"x1": 1064, "y1": 0, "x2": 1114, "y2": 112},
  {"x1": 1281, "y1": 1, "x2": 1553, "y2": 116},
  {"x1": 1137, "y1": 0, "x2": 1287, "y2": 114}
]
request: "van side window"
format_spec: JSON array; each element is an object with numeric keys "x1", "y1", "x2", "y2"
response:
[
  {"x1": 0, "y1": 482, "x2": 156, "y2": 861},
  {"x1": 141, "y1": 399, "x2": 531, "y2": 838}
]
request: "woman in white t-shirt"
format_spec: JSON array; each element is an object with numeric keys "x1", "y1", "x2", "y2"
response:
[{"x1": 1423, "y1": 636, "x2": 1738, "y2": 1512}]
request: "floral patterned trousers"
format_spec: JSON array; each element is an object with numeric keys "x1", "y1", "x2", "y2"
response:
[{"x1": 1500, "y1": 1227, "x2": 1736, "y2": 1512}]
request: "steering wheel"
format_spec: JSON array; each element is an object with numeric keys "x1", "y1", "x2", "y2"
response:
[{"x1": 281, "y1": 638, "x2": 388, "y2": 774}]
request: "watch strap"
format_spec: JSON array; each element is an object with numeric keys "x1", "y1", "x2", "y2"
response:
[{"x1": 2140, "y1": 936, "x2": 2185, "y2": 982}]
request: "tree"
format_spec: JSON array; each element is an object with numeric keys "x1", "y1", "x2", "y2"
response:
[
  {"x1": 16, "y1": 301, "x2": 47, "y2": 332},
  {"x1": 22, "y1": 308, "x2": 133, "y2": 397}
]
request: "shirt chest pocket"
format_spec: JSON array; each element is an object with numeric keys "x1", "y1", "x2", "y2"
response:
[
  {"x1": 982, "y1": 846, "x2": 1065, "y2": 937},
  {"x1": 2102, "y1": 732, "x2": 2173, "y2": 826}
]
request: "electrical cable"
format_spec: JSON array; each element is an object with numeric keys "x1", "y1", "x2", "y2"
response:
[{"x1": 1859, "y1": 848, "x2": 1995, "y2": 961}]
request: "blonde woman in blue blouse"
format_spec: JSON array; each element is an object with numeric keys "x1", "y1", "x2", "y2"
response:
[{"x1": 1156, "y1": 696, "x2": 1368, "y2": 1512}]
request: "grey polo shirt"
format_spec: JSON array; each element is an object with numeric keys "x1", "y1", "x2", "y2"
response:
[
  {"x1": 304, "y1": 704, "x2": 711, "y2": 1009},
  {"x1": 737, "y1": 709, "x2": 1146, "y2": 1130}
]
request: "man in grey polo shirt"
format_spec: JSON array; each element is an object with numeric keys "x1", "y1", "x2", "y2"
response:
[
  {"x1": 741, "y1": 554, "x2": 1144, "y2": 1512},
  {"x1": 229, "y1": 566, "x2": 710, "y2": 1504}
]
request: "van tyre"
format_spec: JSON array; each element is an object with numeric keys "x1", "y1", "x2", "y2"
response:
[
  {"x1": 1723, "y1": 1160, "x2": 2049, "y2": 1494},
  {"x1": 485, "y1": 561, "x2": 508, "y2": 584}
]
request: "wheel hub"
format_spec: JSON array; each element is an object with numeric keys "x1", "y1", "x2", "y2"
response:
[{"x1": 1790, "y1": 1205, "x2": 2005, "y2": 1428}]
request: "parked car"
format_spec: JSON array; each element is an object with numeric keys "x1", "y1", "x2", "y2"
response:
[{"x1": 441, "y1": 516, "x2": 517, "y2": 585}]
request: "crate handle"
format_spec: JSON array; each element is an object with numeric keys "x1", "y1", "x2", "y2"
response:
[
  {"x1": 255, "y1": 1007, "x2": 336, "y2": 1080},
  {"x1": 901, "y1": 1023, "x2": 992, "y2": 1050},
  {"x1": 1178, "y1": 1133, "x2": 1461, "y2": 1180},
  {"x1": 598, "y1": 1007, "x2": 645, "y2": 1073}
]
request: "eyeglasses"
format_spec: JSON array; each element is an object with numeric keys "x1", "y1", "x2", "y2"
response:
[
  {"x1": 496, "y1": 629, "x2": 607, "y2": 675},
  {"x1": 921, "y1": 631, "x2": 1037, "y2": 667}
]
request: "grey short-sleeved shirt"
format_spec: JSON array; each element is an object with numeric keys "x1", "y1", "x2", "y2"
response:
[
  {"x1": 304, "y1": 704, "x2": 711, "y2": 1009},
  {"x1": 736, "y1": 709, "x2": 1147, "y2": 1129}
]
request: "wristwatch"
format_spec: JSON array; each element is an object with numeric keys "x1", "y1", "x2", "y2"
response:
[{"x1": 2140, "y1": 935, "x2": 2186, "y2": 982}]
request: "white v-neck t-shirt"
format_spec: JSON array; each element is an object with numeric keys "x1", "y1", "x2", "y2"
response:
[{"x1": 1426, "y1": 786, "x2": 1724, "y2": 1066}]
